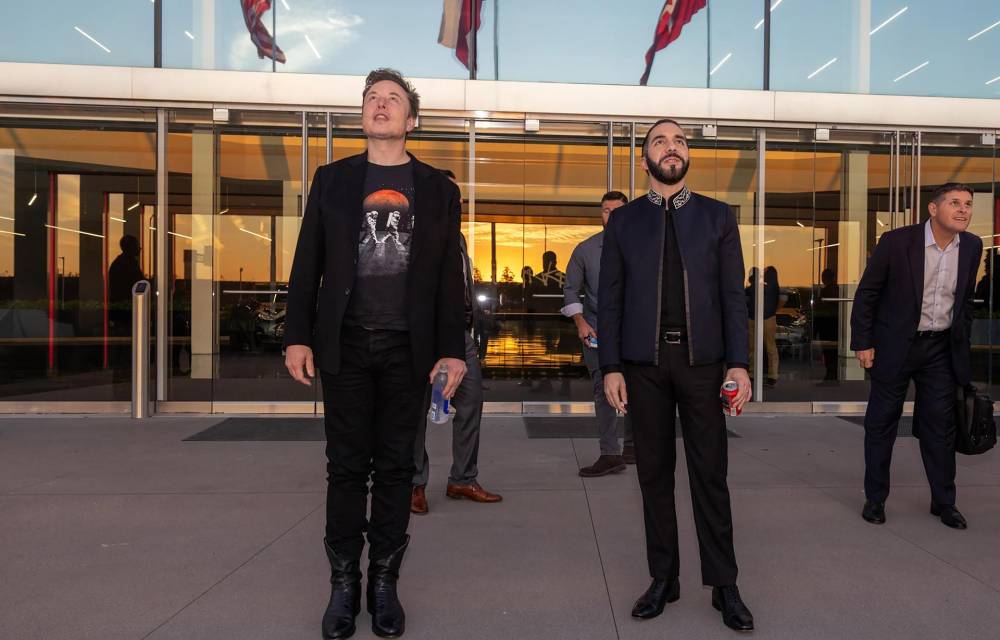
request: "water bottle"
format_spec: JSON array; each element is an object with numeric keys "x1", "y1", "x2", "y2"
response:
[{"x1": 428, "y1": 363, "x2": 450, "y2": 424}]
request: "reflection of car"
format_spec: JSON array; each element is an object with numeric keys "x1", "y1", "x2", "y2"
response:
[
  {"x1": 774, "y1": 288, "x2": 808, "y2": 347},
  {"x1": 255, "y1": 306, "x2": 286, "y2": 344},
  {"x1": 250, "y1": 288, "x2": 287, "y2": 345}
]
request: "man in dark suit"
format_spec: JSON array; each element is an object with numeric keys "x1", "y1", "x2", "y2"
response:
[
  {"x1": 410, "y1": 169, "x2": 502, "y2": 515},
  {"x1": 598, "y1": 118, "x2": 754, "y2": 632},
  {"x1": 284, "y1": 68, "x2": 467, "y2": 639},
  {"x1": 851, "y1": 182, "x2": 982, "y2": 530}
]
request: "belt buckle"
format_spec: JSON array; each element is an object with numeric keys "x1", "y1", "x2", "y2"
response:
[{"x1": 664, "y1": 331, "x2": 682, "y2": 345}]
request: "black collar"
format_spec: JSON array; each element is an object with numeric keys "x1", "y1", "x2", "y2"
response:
[
  {"x1": 647, "y1": 186, "x2": 691, "y2": 211},
  {"x1": 349, "y1": 150, "x2": 432, "y2": 178}
]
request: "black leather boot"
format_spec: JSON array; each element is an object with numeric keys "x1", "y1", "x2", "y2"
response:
[
  {"x1": 712, "y1": 584, "x2": 754, "y2": 631},
  {"x1": 630, "y1": 577, "x2": 680, "y2": 619},
  {"x1": 366, "y1": 535, "x2": 409, "y2": 638},
  {"x1": 322, "y1": 538, "x2": 362, "y2": 640}
]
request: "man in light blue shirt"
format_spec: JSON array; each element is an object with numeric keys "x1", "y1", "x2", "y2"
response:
[{"x1": 562, "y1": 191, "x2": 634, "y2": 476}]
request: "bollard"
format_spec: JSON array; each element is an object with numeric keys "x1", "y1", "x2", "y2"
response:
[{"x1": 131, "y1": 280, "x2": 151, "y2": 419}]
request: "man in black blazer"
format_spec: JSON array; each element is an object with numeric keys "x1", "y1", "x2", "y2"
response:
[
  {"x1": 851, "y1": 183, "x2": 982, "y2": 530},
  {"x1": 598, "y1": 119, "x2": 754, "y2": 632},
  {"x1": 284, "y1": 68, "x2": 467, "y2": 639}
]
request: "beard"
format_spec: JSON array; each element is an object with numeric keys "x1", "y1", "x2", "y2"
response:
[{"x1": 646, "y1": 151, "x2": 689, "y2": 185}]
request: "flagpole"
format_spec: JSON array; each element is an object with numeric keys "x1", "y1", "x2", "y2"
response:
[
  {"x1": 705, "y1": 0, "x2": 711, "y2": 87},
  {"x1": 493, "y1": 0, "x2": 500, "y2": 80},
  {"x1": 469, "y1": 0, "x2": 477, "y2": 80},
  {"x1": 763, "y1": 0, "x2": 771, "y2": 90}
]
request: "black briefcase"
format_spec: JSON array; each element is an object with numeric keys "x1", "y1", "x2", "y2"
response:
[{"x1": 954, "y1": 385, "x2": 997, "y2": 456}]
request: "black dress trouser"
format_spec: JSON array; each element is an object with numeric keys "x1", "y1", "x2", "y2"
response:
[
  {"x1": 863, "y1": 332, "x2": 957, "y2": 507},
  {"x1": 320, "y1": 326, "x2": 426, "y2": 561},
  {"x1": 624, "y1": 342, "x2": 739, "y2": 587}
]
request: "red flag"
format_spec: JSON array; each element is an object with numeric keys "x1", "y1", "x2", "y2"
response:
[
  {"x1": 438, "y1": 0, "x2": 484, "y2": 71},
  {"x1": 640, "y1": 0, "x2": 706, "y2": 85},
  {"x1": 241, "y1": 0, "x2": 286, "y2": 64}
]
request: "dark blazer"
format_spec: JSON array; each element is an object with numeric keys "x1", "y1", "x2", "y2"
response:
[
  {"x1": 850, "y1": 222, "x2": 982, "y2": 385},
  {"x1": 283, "y1": 152, "x2": 466, "y2": 383},
  {"x1": 598, "y1": 189, "x2": 749, "y2": 372}
]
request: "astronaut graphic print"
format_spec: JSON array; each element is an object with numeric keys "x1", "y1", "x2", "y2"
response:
[
  {"x1": 343, "y1": 162, "x2": 416, "y2": 331},
  {"x1": 359, "y1": 188, "x2": 414, "y2": 272}
]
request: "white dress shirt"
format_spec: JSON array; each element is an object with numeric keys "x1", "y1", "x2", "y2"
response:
[{"x1": 918, "y1": 220, "x2": 960, "y2": 331}]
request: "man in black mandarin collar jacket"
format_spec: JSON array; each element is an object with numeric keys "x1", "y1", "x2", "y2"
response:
[
  {"x1": 597, "y1": 119, "x2": 754, "y2": 632},
  {"x1": 283, "y1": 69, "x2": 466, "y2": 640}
]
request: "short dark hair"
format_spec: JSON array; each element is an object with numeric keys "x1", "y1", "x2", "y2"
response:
[
  {"x1": 440, "y1": 169, "x2": 456, "y2": 180},
  {"x1": 363, "y1": 68, "x2": 420, "y2": 119},
  {"x1": 601, "y1": 190, "x2": 628, "y2": 205},
  {"x1": 641, "y1": 118, "x2": 686, "y2": 155},
  {"x1": 120, "y1": 234, "x2": 139, "y2": 254},
  {"x1": 930, "y1": 182, "x2": 974, "y2": 204}
]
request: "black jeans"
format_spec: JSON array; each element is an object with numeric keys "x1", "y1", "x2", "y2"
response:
[
  {"x1": 864, "y1": 332, "x2": 957, "y2": 507},
  {"x1": 624, "y1": 343, "x2": 738, "y2": 587},
  {"x1": 320, "y1": 326, "x2": 425, "y2": 561}
]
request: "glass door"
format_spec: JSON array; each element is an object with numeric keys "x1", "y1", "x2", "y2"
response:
[
  {"x1": 0, "y1": 108, "x2": 156, "y2": 404},
  {"x1": 471, "y1": 119, "x2": 609, "y2": 404},
  {"x1": 917, "y1": 132, "x2": 997, "y2": 397},
  {"x1": 165, "y1": 109, "x2": 316, "y2": 408},
  {"x1": 761, "y1": 128, "x2": 915, "y2": 403}
]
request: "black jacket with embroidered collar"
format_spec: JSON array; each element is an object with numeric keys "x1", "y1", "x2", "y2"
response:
[{"x1": 597, "y1": 186, "x2": 749, "y2": 372}]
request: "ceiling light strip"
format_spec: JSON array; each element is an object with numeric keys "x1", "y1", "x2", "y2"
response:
[
  {"x1": 710, "y1": 53, "x2": 733, "y2": 76},
  {"x1": 969, "y1": 20, "x2": 1000, "y2": 41},
  {"x1": 894, "y1": 60, "x2": 929, "y2": 83},
  {"x1": 45, "y1": 224, "x2": 105, "y2": 239},
  {"x1": 808, "y1": 58, "x2": 838, "y2": 80},
  {"x1": 74, "y1": 26, "x2": 111, "y2": 53},
  {"x1": 870, "y1": 6, "x2": 908, "y2": 36}
]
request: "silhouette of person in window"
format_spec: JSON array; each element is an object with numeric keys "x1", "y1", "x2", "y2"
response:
[
  {"x1": 814, "y1": 268, "x2": 840, "y2": 382},
  {"x1": 108, "y1": 235, "x2": 145, "y2": 395}
]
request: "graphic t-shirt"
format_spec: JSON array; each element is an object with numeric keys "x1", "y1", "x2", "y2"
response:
[{"x1": 343, "y1": 161, "x2": 415, "y2": 331}]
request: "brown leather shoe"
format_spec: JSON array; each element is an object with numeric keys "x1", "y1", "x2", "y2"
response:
[
  {"x1": 579, "y1": 455, "x2": 627, "y2": 477},
  {"x1": 410, "y1": 485, "x2": 428, "y2": 515},
  {"x1": 445, "y1": 481, "x2": 503, "y2": 503}
]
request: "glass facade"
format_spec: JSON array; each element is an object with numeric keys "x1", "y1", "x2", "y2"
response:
[
  {"x1": 1, "y1": 103, "x2": 996, "y2": 409},
  {"x1": 772, "y1": 0, "x2": 1000, "y2": 98},
  {"x1": 0, "y1": 1, "x2": 153, "y2": 68},
  {"x1": 0, "y1": 107, "x2": 157, "y2": 401},
  {"x1": 4, "y1": 2, "x2": 997, "y2": 98}
]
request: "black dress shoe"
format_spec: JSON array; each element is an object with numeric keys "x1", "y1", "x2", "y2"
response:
[
  {"x1": 930, "y1": 503, "x2": 968, "y2": 530},
  {"x1": 367, "y1": 536, "x2": 409, "y2": 638},
  {"x1": 712, "y1": 585, "x2": 754, "y2": 631},
  {"x1": 621, "y1": 444, "x2": 636, "y2": 465},
  {"x1": 322, "y1": 539, "x2": 361, "y2": 640},
  {"x1": 631, "y1": 578, "x2": 679, "y2": 619},
  {"x1": 862, "y1": 500, "x2": 886, "y2": 524}
]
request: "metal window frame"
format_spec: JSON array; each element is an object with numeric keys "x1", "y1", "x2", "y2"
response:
[{"x1": 0, "y1": 96, "x2": 997, "y2": 416}]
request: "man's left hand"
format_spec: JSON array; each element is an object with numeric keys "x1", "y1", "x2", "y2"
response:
[
  {"x1": 724, "y1": 367, "x2": 752, "y2": 412},
  {"x1": 430, "y1": 357, "x2": 468, "y2": 399}
]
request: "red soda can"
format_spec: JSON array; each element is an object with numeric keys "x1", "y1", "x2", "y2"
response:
[{"x1": 720, "y1": 380, "x2": 741, "y2": 416}]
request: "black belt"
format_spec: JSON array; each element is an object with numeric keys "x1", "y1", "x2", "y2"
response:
[
  {"x1": 915, "y1": 329, "x2": 950, "y2": 339},
  {"x1": 661, "y1": 330, "x2": 687, "y2": 344}
]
